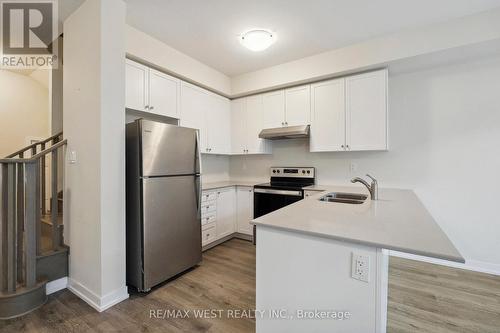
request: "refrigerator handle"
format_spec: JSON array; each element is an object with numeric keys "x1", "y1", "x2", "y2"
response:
[
  {"x1": 195, "y1": 175, "x2": 201, "y2": 218},
  {"x1": 194, "y1": 130, "x2": 202, "y2": 219},
  {"x1": 195, "y1": 130, "x2": 202, "y2": 175}
]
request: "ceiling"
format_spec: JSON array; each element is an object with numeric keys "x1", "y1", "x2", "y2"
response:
[{"x1": 61, "y1": 0, "x2": 500, "y2": 76}]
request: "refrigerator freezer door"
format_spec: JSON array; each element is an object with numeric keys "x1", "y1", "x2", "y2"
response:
[
  {"x1": 142, "y1": 175, "x2": 202, "y2": 290},
  {"x1": 141, "y1": 120, "x2": 199, "y2": 177}
]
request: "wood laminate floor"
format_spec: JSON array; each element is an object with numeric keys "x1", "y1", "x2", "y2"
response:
[
  {"x1": 387, "y1": 257, "x2": 500, "y2": 333},
  {"x1": 1, "y1": 239, "x2": 499, "y2": 333}
]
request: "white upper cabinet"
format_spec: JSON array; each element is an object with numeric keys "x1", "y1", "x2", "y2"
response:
[
  {"x1": 230, "y1": 97, "x2": 271, "y2": 155},
  {"x1": 125, "y1": 60, "x2": 148, "y2": 112},
  {"x1": 261, "y1": 87, "x2": 311, "y2": 128},
  {"x1": 245, "y1": 95, "x2": 271, "y2": 154},
  {"x1": 148, "y1": 69, "x2": 180, "y2": 119},
  {"x1": 125, "y1": 59, "x2": 180, "y2": 118},
  {"x1": 206, "y1": 94, "x2": 231, "y2": 154},
  {"x1": 216, "y1": 187, "x2": 236, "y2": 239},
  {"x1": 310, "y1": 69, "x2": 387, "y2": 152},
  {"x1": 310, "y1": 78, "x2": 346, "y2": 152},
  {"x1": 346, "y1": 70, "x2": 388, "y2": 151},
  {"x1": 236, "y1": 186, "x2": 254, "y2": 235},
  {"x1": 285, "y1": 85, "x2": 311, "y2": 126},
  {"x1": 231, "y1": 98, "x2": 247, "y2": 154},
  {"x1": 127, "y1": 58, "x2": 387, "y2": 154},
  {"x1": 262, "y1": 90, "x2": 285, "y2": 128},
  {"x1": 180, "y1": 82, "x2": 231, "y2": 154},
  {"x1": 180, "y1": 82, "x2": 208, "y2": 151}
]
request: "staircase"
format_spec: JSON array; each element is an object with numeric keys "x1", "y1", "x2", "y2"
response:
[{"x1": 0, "y1": 133, "x2": 68, "y2": 319}]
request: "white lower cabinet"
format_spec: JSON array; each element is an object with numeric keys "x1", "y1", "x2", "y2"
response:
[
  {"x1": 202, "y1": 223, "x2": 216, "y2": 245},
  {"x1": 215, "y1": 187, "x2": 236, "y2": 239},
  {"x1": 201, "y1": 186, "x2": 254, "y2": 247},
  {"x1": 236, "y1": 186, "x2": 254, "y2": 235}
]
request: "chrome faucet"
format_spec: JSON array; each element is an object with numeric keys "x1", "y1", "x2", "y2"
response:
[{"x1": 351, "y1": 174, "x2": 378, "y2": 200}]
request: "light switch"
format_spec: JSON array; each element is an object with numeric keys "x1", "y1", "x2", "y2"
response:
[{"x1": 69, "y1": 150, "x2": 77, "y2": 164}]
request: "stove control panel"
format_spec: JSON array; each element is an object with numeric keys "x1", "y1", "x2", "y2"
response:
[{"x1": 270, "y1": 167, "x2": 315, "y2": 178}]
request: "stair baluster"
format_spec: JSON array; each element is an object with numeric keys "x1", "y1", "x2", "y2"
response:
[{"x1": 0, "y1": 132, "x2": 67, "y2": 319}]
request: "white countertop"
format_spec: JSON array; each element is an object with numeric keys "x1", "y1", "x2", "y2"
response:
[
  {"x1": 252, "y1": 185, "x2": 464, "y2": 263},
  {"x1": 202, "y1": 180, "x2": 261, "y2": 191}
]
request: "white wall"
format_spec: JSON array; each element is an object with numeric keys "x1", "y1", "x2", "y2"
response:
[
  {"x1": 126, "y1": 25, "x2": 231, "y2": 96},
  {"x1": 231, "y1": 8, "x2": 500, "y2": 96},
  {"x1": 230, "y1": 55, "x2": 500, "y2": 269},
  {"x1": 0, "y1": 70, "x2": 50, "y2": 157},
  {"x1": 201, "y1": 155, "x2": 231, "y2": 183},
  {"x1": 64, "y1": 0, "x2": 128, "y2": 311}
]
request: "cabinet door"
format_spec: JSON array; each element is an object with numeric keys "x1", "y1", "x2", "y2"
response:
[
  {"x1": 246, "y1": 95, "x2": 269, "y2": 154},
  {"x1": 216, "y1": 187, "x2": 236, "y2": 239},
  {"x1": 149, "y1": 69, "x2": 180, "y2": 119},
  {"x1": 180, "y1": 82, "x2": 208, "y2": 152},
  {"x1": 285, "y1": 85, "x2": 310, "y2": 126},
  {"x1": 262, "y1": 90, "x2": 285, "y2": 128},
  {"x1": 346, "y1": 70, "x2": 388, "y2": 151},
  {"x1": 231, "y1": 98, "x2": 247, "y2": 154},
  {"x1": 237, "y1": 187, "x2": 254, "y2": 235},
  {"x1": 310, "y1": 78, "x2": 346, "y2": 152},
  {"x1": 207, "y1": 94, "x2": 231, "y2": 154},
  {"x1": 125, "y1": 60, "x2": 148, "y2": 112}
]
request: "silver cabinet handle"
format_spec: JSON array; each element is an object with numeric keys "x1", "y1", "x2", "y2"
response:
[
  {"x1": 145, "y1": 105, "x2": 150, "y2": 110},
  {"x1": 346, "y1": 145, "x2": 350, "y2": 150},
  {"x1": 341, "y1": 145, "x2": 345, "y2": 150},
  {"x1": 149, "y1": 106, "x2": 154, "y2": 110}
]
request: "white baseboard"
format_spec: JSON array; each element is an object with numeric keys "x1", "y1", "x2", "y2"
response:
[
  {"x1": 46, "y1": 277, "x2": 68, "y2": 295},
  {"x1": 389, "y1": 251, "x2": 500, "y2": 276},
  {"x1": 68, "y1": 278, "x2": 129, "y2": 312}
]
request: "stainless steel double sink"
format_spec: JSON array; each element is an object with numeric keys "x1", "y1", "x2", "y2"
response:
[{"x1": 319, "y1": 192, "x2": 368, "y2": 204}]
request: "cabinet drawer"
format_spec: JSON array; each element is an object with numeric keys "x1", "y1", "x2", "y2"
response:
[
  {"x1": 202, "y1": 192, "x2": 216, "y2": 202},
  {"x1": 201, "y1": 202, "x2": 216, "y2": 214},
  {"x1": 201, "y1": 212, "x2": 216, "y2": 225},
  {"x1": 202, "y1": 225, "x2": 216, "y2": 245}
]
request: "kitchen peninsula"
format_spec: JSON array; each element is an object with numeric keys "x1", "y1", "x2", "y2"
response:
[{"x1": 252, "y1": 185, "x2": 464, "y2": 333}]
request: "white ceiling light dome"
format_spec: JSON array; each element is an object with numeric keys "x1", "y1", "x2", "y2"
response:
[{"x1": 239, "y1": 29, "x2": 276, "y2": 52}]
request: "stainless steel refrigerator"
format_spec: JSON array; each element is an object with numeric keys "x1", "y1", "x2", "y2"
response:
[{"x1": 126, "y1": 119, "x2": 202, "y2": 292}]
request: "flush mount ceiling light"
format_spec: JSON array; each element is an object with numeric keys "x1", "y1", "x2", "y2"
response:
[{"x1": 239, "y1": 29, "x2": 276, "y2": 52}]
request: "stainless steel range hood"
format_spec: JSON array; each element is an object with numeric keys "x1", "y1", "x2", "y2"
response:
[{"x1": 258, "y1": 125, "x2": 310, "y2": 140}]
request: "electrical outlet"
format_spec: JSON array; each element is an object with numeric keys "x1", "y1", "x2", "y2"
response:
[
  {"x1": 351, "y1": 253, "x2": 370, "y2": 282},
  {"x1": 349, "y1": 162, "x2": 358, "y2": 174}
]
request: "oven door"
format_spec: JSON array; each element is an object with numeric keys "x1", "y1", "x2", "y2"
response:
[{"x1": 253, "y1": 188, "x2": 304, "y2": 218}]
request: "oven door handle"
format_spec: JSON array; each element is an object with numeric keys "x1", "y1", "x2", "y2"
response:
[{"x1": 253, "y1": 188, "x2": 303, "y2": 196}]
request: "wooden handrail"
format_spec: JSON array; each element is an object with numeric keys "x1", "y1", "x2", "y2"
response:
[
  {"x1": 5, "y1": 132, "x2": 63, "y2": 158},
  {"x1": 1, "y1": 133, "x2": 66, "y2": 317},
  {"x1": 0, "y1": 140, "x2": 67, "y2": 164}
]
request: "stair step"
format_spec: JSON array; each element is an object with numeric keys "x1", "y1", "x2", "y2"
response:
[
  {"x1": 0, "y1": 281, "x2": 47, "y2": 319},
  {"x1": 37, "y1": 246, "x2": 68, "y2": 283}
]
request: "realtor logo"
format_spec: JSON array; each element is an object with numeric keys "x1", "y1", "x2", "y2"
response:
[{"x1": 0, "y1": 0, "x2": 58, "y2": 68}]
